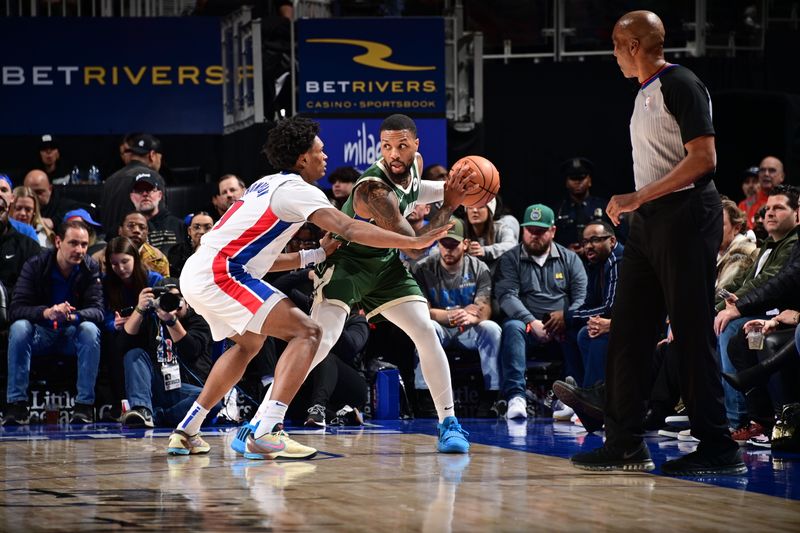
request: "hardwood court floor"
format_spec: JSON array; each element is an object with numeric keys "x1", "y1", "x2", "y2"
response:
[{"x1": 1, "y1": 419, "x2": 799, "y2": 532}]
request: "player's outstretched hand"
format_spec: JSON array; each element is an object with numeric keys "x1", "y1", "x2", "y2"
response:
[
  {"x1": 443, "y1": 161, "x2": 480, "y2": 208},
  {"x1": 414, "y1": 222, "x2": 454, "y2": 248}
]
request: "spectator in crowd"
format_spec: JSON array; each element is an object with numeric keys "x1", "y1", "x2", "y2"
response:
[
  {"x1": 717, "y1": 218, "x2": 800, "y2": 443},
  {"x1": 0, "y1": 175, "x2": 38, "y2": 243},
  {"x1": 2, "y1": 220, "x2": 103, "y2": 426},
  {"x1": 745, "y1": 155, "x2": 785, "y2": 229},
  {"x1": 715, "y1": 199, "x2": 758, "y2": 298},
  {"x1": 737, "y1": 166, "x2": 760, "y2": 216},
  {"x1": 327, "y1": 166, "x2": 359, "y2": 210},
  {"x1": 64, "y1": 209, "x2": 107, "y2": 257},
  {"x1": 10, "y1": 186, "x2": 54, "y2": 248},
  {"x1": 100, "y1": 133, "x2": 167, "y2": 237},
  {"x1": 493, "y1": 194, "x2": 520, "y2": 242},
  {"x1": 101, "y1": 236, "x2": 164, "y2": 414},
  {"x1": 0, "y1": 195, "x2": 41, "y2": 294},
  {"x1": 93, "y1": 211, "x2": 170, "y2": 276},
  {"x1": 118, "y1": 132, "x2": 140, "y2": 169},
  {"x1": 23, "y1": 169, "x2": 82, "y2": 231},
  {"x1": 400, "y1": 202, "x2": 434, "y2": 268},
  {"x1": 118, "y1": 277, "x2": 216, "y2": 428},
  {"x1": 422, "y1": 164, "x2": 448, "y2": 182},
  {"x1": 293, "y1": 313, "x2": 369, "y2": 428},
  {"x1": 462, "y1": 198, "x2": 517, "y2": 268},
  {"x1": 413, "y1": 217, "x2": 502, "y2": 412},
  {"x1": 129, "y1": 174, "x2": 184, "y2": 254},
  {"x1": 34, "y1": 134, "x2": 71, "y2": 184},
  {"x1": 752, "y1": 205, "x2": 769, "y2": 245},
  {"x1": 495, "y1": 203, "x2": 587, "y2": 419},
  {"x1": 728, "y1": 313, "x2": 800, "y2": 445},
  {"x1": 168, "y1": 212, "x2": 214, "y2": 278},
  {"x1": 568, "y1": 220, "x2": 624, "y2": 389},
  {"x1": 555, "y1": 157, "x2": 610, "y2": 253},
  {"x1": 714, "y1": 185, "x2": 799, "y2": 428},
  {"x1": 217, "y1": 174, "x2": 247, "y2": 214},
  {"x1": 422, "y1": 163, "x2": 448, "y2": 219}
]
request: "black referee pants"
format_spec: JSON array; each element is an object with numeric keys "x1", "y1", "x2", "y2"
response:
[{"x1": 605, "y1": 182, "x2": 737, "y2": 454}]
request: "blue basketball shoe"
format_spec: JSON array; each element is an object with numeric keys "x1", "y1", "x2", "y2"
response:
[
  {"x1": 231, "y1": 421, "x2": 259, "y2": 455},
  {"x1": 437, "y1": 416, "x2": 470, "y2": 453}
]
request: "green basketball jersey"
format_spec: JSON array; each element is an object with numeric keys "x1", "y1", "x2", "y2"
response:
[{"x1": 336, "y1": 155, "x2": 422, "y2": 259}]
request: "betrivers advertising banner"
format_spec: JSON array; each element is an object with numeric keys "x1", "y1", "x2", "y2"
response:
[
  {"x1": 297, "y1": 18, "x2": 446, "y2": 115},
  {"x1": 0, "y1": 18, "x2": 223, "y2": 134}
]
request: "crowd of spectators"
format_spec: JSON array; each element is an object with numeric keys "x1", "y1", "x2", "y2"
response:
[{"x1": 0, "y1": 134, "x2": 796, "y2": 453}]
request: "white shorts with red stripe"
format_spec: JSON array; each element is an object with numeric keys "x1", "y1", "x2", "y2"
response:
[{"x1": 180, "y1": 245, "x2": 286, "y2": 341}]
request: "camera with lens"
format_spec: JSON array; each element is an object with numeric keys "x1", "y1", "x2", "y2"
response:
[{"x1": 152, "y1": 284, "x2": 182, "y2": 312}]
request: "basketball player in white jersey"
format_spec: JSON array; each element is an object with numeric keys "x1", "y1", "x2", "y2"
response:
[{"x1": 167, "y1": 117, "x2": 459, "y2": 459}]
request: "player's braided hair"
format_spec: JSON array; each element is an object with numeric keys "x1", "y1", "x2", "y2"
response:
[{"x1": 263, "y1": 117, "x2": 320, "y2": 171}]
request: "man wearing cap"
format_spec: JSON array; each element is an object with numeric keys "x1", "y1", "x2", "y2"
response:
[
  {"x1": 495, "y1": 203, "x2": 587, "y2": 419},
  {"x1": 23, "y1": 169, "x2": 83, "y2": 231},
  {"x1": 100, "y1": 133, "x2": 167, "y2": 238},
  {"x1": 63, "y1": 208, "x2": 106, "y2": 257},
  {"x1": 0, "y1": 175, "x2": 39, "y2": 243},
  {"x1": 555, "y1": 157, "x2": 612, "y2": 253},
  {"x1": 129, "y1": 173, "x2": 183, "y2": 255},
  {"x1": 412, "y1": 217, "x2": 502, "y2": 412},
  {"x1": 35, "y1": 134, "x2": 71, "y2": 184}
]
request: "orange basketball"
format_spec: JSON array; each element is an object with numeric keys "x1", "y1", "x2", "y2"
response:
[{"x1": 452, "y1": 155, "x2": 500, "y2": 208}]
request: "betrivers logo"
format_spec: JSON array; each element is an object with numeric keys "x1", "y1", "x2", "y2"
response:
[{"x1": 306, "y1": 39, "x2": 434, "y2": 71}]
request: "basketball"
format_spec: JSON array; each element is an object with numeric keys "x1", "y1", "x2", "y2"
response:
[{"x1": 452, "y1": 155, "x2": 500, "y2": 208}]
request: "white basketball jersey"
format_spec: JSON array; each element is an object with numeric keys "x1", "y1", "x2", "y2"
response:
[{"x1": 199, "y1": 172, "x2": 332, "y2": 278}]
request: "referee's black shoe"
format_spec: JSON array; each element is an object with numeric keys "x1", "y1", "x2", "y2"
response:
[
  {"x1": 661, "y1": 448, "x2": 747, "y2": 476},
  {"x1": 553, "y1": 380, "x2": 605, "y2": 433},
  {"x1": 571, "y1": 441, "x2": 655, "y2": 472}
]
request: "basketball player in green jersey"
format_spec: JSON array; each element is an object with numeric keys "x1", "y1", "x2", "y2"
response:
[{"x1": 236, "y1": 114, "x2": 475, "y2": 454}]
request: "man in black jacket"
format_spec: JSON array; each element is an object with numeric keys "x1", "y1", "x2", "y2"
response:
[
  {"x1": 3, "y1": 220, "x2": 104, "y2": 425},
  {"x1": 117, "y1": 277, "x2": 216, "y2": 428},
  {"x1": 0, "y1": 195, "x2": 41, "y2": 294},
  {"x1": 99, "y1": 133, "x2": 167, "y2": 238},
  {"x1": 129, "y1": 174, "x2": 184, "y2": 255}
]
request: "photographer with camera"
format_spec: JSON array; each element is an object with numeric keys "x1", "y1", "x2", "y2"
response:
[{"x1": 118, "y1": 277, "x2": 217, "y2": 427}]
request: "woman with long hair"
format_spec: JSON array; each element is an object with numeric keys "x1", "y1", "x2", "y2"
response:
[
  {"x1": 463, "y1": 198, "x2": 517, "y2": 268},
  {"x1": 103, "y1": 236, "x2": 163, "y2": 327},
  {"x1": 10, "y1": 186, "x2": 54, "y2": 248},
  {"x1": 102, "y1": 237, "x2": 163, "y2": 417}
]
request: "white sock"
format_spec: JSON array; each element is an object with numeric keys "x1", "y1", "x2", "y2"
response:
[
  {"x1": 381, "y1": 301, "x2": 455, "y2": 423},
  {"x1": 249, "y1": 301, "x2": 348, "y2": 424},
  {"x1": 177, "y1": 402, "x2": 210, "y2": 436},
  {"x1": 254, "y1": 400, "x2": 288, "y2": 439}
]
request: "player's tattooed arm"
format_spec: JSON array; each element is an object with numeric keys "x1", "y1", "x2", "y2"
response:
[{"x1": 354, "y1": 180, "x2": 416, "y2": 237}]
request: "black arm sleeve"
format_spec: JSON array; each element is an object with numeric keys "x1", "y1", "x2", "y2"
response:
[{"x1": 661, "y1": 67, "x2": 715, "y2": 144}]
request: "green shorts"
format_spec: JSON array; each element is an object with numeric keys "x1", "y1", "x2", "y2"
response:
[{"x1": 314, "y1": 249, "x2": 426, "y2": 321}]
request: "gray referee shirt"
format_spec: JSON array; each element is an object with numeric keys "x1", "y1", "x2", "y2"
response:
[{"x1": 630, "y1": 64, "x2": 715, "y2": 191}]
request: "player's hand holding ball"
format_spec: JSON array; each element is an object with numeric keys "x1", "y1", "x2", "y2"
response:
[{"x1": 451, "y1": 155, "x2": 501, "y2": 209}]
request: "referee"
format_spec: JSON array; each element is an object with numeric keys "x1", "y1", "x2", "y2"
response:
[{"x1": 570, "y1": 10, "x2": 745, "y2": 475}]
